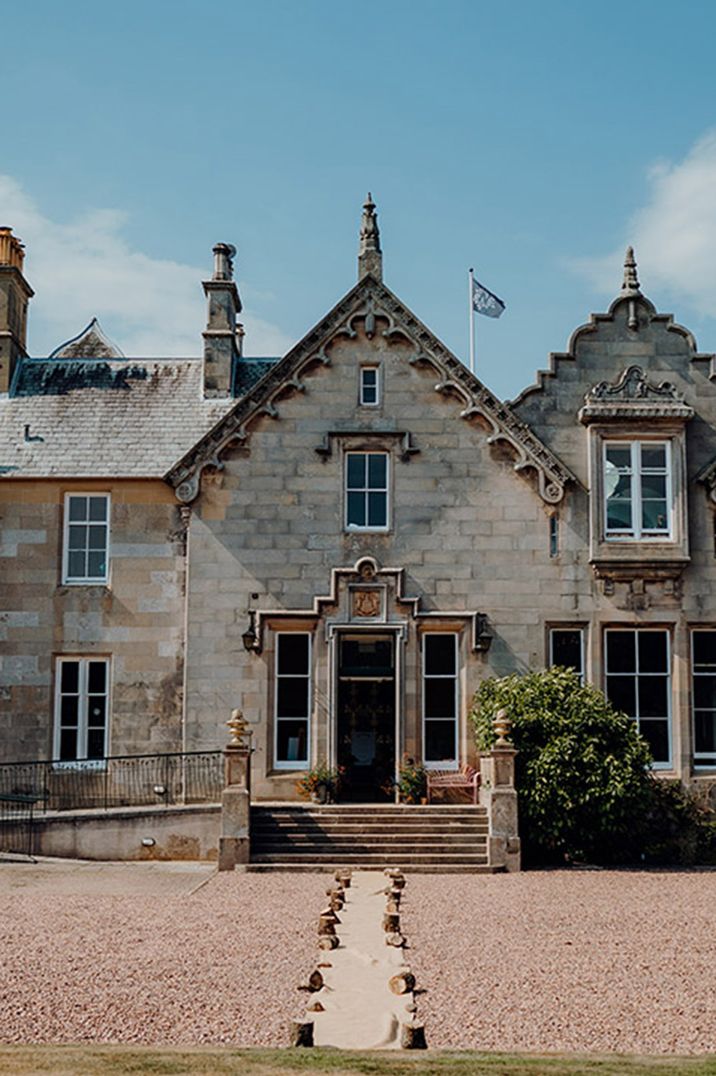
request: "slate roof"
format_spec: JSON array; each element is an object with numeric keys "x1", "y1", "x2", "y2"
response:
[
  {"x1": 232, "y1": 357, "x2": 280, "y2": 396},
  {"x1": 0, "y1": 358, "x2": 233, "y2": 478}
]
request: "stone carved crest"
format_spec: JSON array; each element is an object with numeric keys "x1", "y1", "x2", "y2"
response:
[
  {"x1": 352, "y1": 588, "x2": 382, "y2": 618},
  {"x1": 587, "y1": 365, "x2": 682, "y2": 403}
]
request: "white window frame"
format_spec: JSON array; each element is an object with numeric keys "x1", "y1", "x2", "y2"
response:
[
  {"x1": 53, "y1": 656, "x2": 110, "y2": 768},
  {"x1": 359, "y1": 365, "x2": 380, "y2": 407},
  {"x1": 691, "y1": 629, "x2": 716, "y2": 769},
  {"x1": 549, "y1": 627, "x2": 584, "y2": 683},
  {"x1": 603, "y1": 440, "x2": 672, "y2": 541},
  {"x1": 604, "y1": 628, "x2": 672, "y2": 769},
  {"x1": 344, "y1": 451, "x2": 390, "y2": 532},
  {"x1": 62, "y1": 492, "x2": 111, "y2": 585},
  {"x1": 273, "y1": 632, "x2": 311, "y2": 771},
  {"x1": 422, "y1": 633, "x2": 459, "y2": 771}
]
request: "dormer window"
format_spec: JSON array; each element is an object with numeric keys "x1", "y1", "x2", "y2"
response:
[{"x1": 604, "y1": 441, "x2": 672, "y2": 540}]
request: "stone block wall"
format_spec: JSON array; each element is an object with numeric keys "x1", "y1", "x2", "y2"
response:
[{"x1": 0, "y1": 480, "x2": 187, "y2": 761}]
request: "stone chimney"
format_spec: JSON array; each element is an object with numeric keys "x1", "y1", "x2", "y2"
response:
[
  {"x1": 0, "y1": 227, "x2": 34, "y2": 393},
  {"x1": 202, "y1": 242, "x2": 242, "y2": 397},
  {"x1": 358, "y1": 193, "x2": 382, "y2": 282}
]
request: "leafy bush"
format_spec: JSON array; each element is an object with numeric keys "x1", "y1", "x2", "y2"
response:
[{"x1": 471, "y1": 666, "x2": 660, "y2": 864}]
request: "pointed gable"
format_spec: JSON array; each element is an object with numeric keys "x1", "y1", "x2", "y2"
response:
[
  {"x1": 166, "y1": 275, "x2": 575, "y2": 505},
  {"x1": 49, "y1": 318, "x2": 125, "y2": 359}
]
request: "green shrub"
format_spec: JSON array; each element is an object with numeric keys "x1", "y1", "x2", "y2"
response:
[{"x1": 470, "y1": 666, "x2": 658, "y2": 864}]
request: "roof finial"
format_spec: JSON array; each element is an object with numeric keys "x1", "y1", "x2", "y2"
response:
[
  {"x1": 358, "y1": 193, "x2": 383, "y2": 282},
  {"x1": 621, "y1": 245, "x2": 641, "y2": 296}
]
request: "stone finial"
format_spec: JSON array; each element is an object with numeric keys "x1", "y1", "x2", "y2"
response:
[
  {"x1": 493, "y1": 708, "x2": 512, "y2": 746},
  {"x1": 227, "y1": 708, "x2": 250, "y2": 746},
  {"x1": 621, "y1": 246, "x2": 641, "y2": 296},
  {"x1": 358, "y1": 193, "x2": 383, "y2": 282}
]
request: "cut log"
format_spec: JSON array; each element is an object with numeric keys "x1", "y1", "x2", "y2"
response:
[
  {"x1": 318, "y1": 916, "x2": 336, "y2": 936},
  {"x1": 385, "y1": 931, "x2": 406, "y2": 948},
  {"x1": 290, "y1": 1019, "x2": 314, "y2": 1047},
  {"x1": 389, "y1": 970, "x2": 416, "y2": 995},
  {"x1": 308, "y1": 969, "x2": 324, "y2": 992},
  {"x1": 319, "y1": 908, "x2": 341, "y2": 924},
  {"x1": 384, "y1": 886, "x2": 402, "y2": 903},
  {"x1": 330, "y1": 896, "x2": 344, "y2": 913},
  {"x1": 401, "y1": 1021, "x2": 427, "y2": 1050},
  {"x1": 334, "y1": 870, "x2": 352, "y2": 887},
  {"x1": 391, "y1": 876, "x2": 406, "y2": 890},
  {"x1": 326, "y1": 885, "x2": 344, "y2": 898},
  {"x1": 306, "y1": 1000, "x2": 325, "y2": 1012},
  {"x1": 385, "y1": 898, "x2": 400, "y2": 915},
  {"x1": 383, "y1": 912, "x2": 401, "y2": 933},
  {"x1": 318, "y1": 934, "x2": 339, "y2": 951}
]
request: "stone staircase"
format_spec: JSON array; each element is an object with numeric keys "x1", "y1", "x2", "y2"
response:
[{"x1": 249, "y1": 803, "x2": 498, "y2": 872}]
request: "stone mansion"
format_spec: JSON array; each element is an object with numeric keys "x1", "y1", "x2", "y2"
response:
[{"x1": 2, "y1": 200, "x2": 716, "y2": 805}]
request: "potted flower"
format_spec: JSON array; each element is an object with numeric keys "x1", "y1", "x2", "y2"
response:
[
  {"x1": 396, "y1": 756, "x2": 427, "y2": 804},
  {"x1": 296, "y1": 762, "x2": 343, "y2": 804}
]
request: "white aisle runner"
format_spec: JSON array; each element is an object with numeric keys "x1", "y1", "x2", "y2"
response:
[{"x1": 311, "y1": 870, "x2": 415, "y2": 1049}]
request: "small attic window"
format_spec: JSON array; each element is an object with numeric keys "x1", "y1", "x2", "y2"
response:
[{"x1": 359, "y1": 366, "x2": 379, "y2": 407}]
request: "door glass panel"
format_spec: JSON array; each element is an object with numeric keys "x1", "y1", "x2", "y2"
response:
[{"x1": 276, "y1": 720, "x2": 308, "y2": 763}]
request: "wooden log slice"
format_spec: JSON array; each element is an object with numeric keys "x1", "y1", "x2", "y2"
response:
[
  {"x1": 317, "y1": 934, "x2": 339, "y2": 951},
  {"x1": 290, "y1": 1019, "x2": 314, "y2": 1047},
  {"x1": 388, "y1": 970, "x2": 416, "y2": 995},
  {"x1": 385, "y1": 931, "x2": 406, "y2": 948},
  {"x1": 401, "y1": 1021, "x2": 427, "y2": 1050}
]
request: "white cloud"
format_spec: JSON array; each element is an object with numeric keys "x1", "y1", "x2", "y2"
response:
[
  {"x1": 0, "y1": 175, "x2": 292, "y2": 357},
  {"x1": 574, "y1": 131, "x2": 716, "y2": 319}
]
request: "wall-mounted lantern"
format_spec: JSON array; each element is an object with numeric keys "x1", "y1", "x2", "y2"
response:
[
  {"x1": 242, "y1": 608, "x2": 260, "y2": 654},
  {"x1": 474, "y1": 613, "x2": 493, "y2": 653}
]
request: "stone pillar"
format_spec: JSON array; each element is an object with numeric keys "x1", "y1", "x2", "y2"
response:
[
  {"x1": 479, "y1": 710, "x2": 521, "y2": 872},
  {"x1": 218, "y1": 710, "x2": 252, "y2": 871}
]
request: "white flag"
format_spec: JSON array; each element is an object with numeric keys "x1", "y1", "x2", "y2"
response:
[{"x1": 471, "y1": 277, "x2": 505, "y2": 319}]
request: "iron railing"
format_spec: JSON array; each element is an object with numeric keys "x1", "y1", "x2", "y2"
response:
[
  {"x1": 0, "y1": 751, "x2": 224, "y2": 814},
  {"x1": 0, "y1": 794, "x2": 37, "y2": 857}
]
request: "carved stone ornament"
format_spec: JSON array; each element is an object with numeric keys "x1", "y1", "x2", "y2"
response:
[
  {"x1": 580, "y1": 365, "x2": 694, "y2": 424},
  {"x1": 352, "y1": 588, "x2": 382, "y2": 618},
  {"x1": 226, "y1": 708, "x2": 250, "y2": 746}
]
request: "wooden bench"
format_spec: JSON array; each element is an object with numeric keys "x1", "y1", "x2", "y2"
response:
[{"x1": 426, "y1": 764, "x2": 480, "y2": 804}]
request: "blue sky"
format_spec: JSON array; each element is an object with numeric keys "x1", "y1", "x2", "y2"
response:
[{"x1": 3, "y1": 0, "x2": 716, "y2": 398}]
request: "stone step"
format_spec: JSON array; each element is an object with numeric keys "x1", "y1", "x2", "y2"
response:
[
  {"x1": 248, "y1": 826, "x2": 488, "y2": 834},
  {"x1": 253, "y1": 807, "x2": 486, "y2": 817},
  {"x1": 253, "y1": 834, "x2": 487, "y2": 849},
  {"x1": 250, "y1": 852, "x2": 489, "y2": 865},
  {"x1": 247, "y1": 862, "x2": 502, "y2": 874}
]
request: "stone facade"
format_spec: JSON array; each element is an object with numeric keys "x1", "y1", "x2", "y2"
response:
[{"x1": 3, "y1": 209, "x2": 716, "y2": 810}]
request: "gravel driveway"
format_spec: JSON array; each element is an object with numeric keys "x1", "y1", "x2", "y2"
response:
[
  {"x1": 0, "y1": 864, "x2": 324, "y2": 1047},
  {"x1": 404, "y1": 870, "x2": 716, "y2": 1055},
  {"x1": 2, "y1": 863, "x2": 716, "y2": 1052}
]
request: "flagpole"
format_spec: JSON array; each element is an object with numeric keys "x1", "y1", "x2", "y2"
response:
[{"x1": 468, "y1": 267, "x2": 476, "y2": 375}]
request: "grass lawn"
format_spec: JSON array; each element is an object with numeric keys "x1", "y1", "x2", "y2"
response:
[{"x1": 0, "y1": 1047, "x2": 715, "y2": 1076}]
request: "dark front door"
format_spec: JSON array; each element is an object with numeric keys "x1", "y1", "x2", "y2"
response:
[{"x1": 337, "y1": 634, "x2": 395, "y2": 802}]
